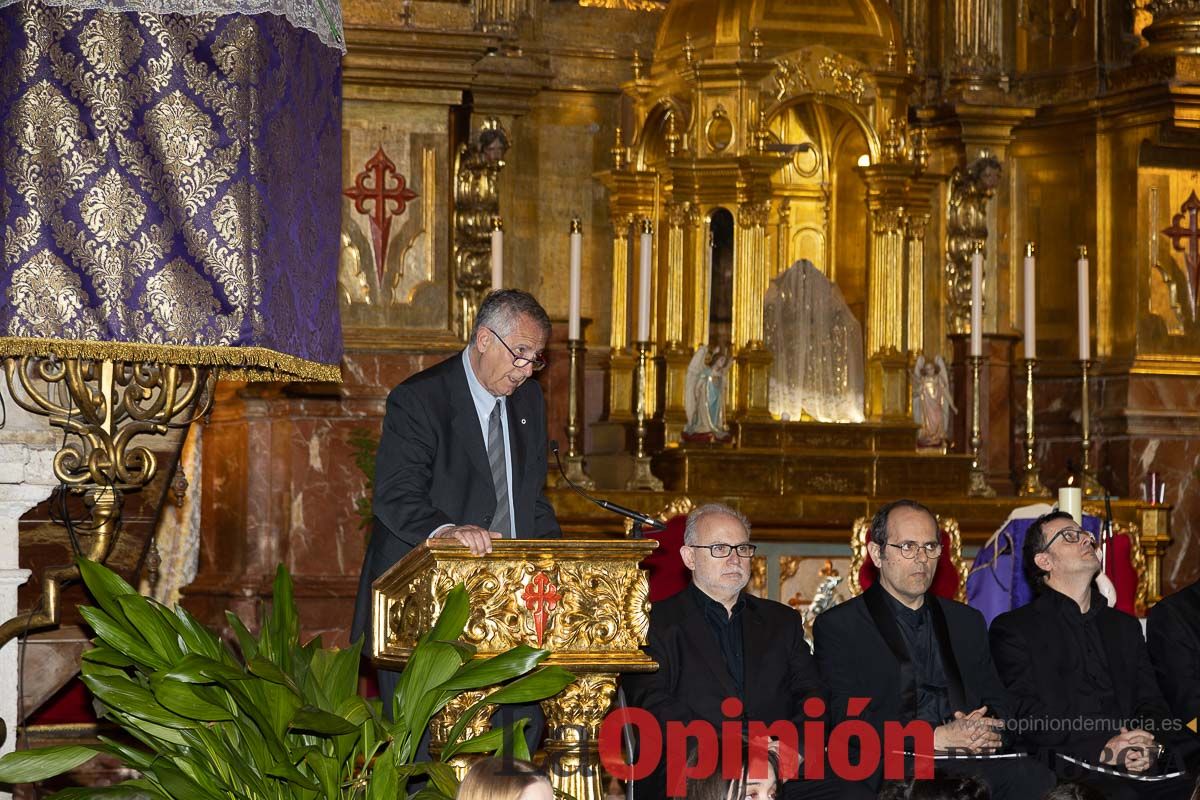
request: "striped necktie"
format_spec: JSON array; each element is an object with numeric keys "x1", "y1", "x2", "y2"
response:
[{"x1": 487, "y1": 400, "x2": 512, "y2": 537}]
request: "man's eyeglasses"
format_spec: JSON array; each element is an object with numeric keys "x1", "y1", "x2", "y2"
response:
[
  {"x1": 884, "y1": 541, "x2": 944, "y2": 560},
  {"x1": 688, "y1": 543, "x2": 758, "y2": 559},
  {"x1": 1040, "y1": 526, "x2": 1096, "y2": 552},
  {"x1": 485, "y1": 326, "x2": 546, "y2": 371}
]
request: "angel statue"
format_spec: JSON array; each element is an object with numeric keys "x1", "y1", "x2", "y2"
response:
[
  {"x1": 913, "y1": 354, "x2": 955, "y2": 450},
  {"x1": 683, "y1": 345, "x2": 733, "y2": 443}
]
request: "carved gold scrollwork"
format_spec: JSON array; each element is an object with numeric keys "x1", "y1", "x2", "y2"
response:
[
  {"x1": 737, "y1": 201, "x2": 771, "y2": 229},
  {"x1": 765, "y1": 48, "x2": 874, "y2": 106},
  {"x1": 541, "y1": 674, "x2": 617, "y2": 738},
  {"x1": 429, "y1": 689, "x2": 495, "y2": 781},
  {"x1": 453, "y1": 118, "x2": 509, "y2": 339},
  {"x1": 541, "y1": 674, "x2": 619, "y2": 800},
  {"x1": 387, "y1": 559, "x2": 649, "y2": 654},
  {"x1": 749, "y1": 556, "x2": 767, "y2": 596},
  {"x1": 945, "y1": 156, "x2": 1002, "y2": 334},
  {"x1": 0, "y1": 355, "x2": 214, "y2": 646},
  {"x1": 667, "y1": 201, "x2": 692, "y2": 229}
]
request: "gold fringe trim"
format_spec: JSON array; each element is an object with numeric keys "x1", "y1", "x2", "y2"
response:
[{"x1": 0, "y1": 337, "x2": 341, "y2": 383}]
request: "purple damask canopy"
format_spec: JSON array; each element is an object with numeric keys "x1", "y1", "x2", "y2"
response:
[{"x1": 0, "y1": 0, "x2": 343, "y2": 381}]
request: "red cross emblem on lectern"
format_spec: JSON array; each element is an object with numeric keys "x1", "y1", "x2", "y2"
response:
[
  {"x1": 1163, "y1": 190, "x2": 1200, "y2": 315},
  {"x1": 520, "y1": 571, "x2": 561, "y2": 647}
]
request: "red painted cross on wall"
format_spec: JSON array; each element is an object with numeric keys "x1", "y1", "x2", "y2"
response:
[
  {"x1": 521, "y1": 571, "x2": 561, "y2": 648},
  {"x1": 1163, "y1": 190, "x2": 1200, "y2": 316},
  {"x1": 343, "y1": 147, "x2": 418, "y2": 290}
]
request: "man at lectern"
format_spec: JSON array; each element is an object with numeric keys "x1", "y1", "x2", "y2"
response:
[{"x1": 352, "y1": 289, "x2": 562, "y2": 707}]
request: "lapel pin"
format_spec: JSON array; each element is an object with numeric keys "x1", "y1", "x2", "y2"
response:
[{"x1": 520, "y1": 418, "x2": 527, "y2": 425}]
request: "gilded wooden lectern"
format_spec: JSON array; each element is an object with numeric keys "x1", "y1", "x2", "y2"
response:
[{"x1": 370, "y1": 538, "x2": 658, "y2": 800}]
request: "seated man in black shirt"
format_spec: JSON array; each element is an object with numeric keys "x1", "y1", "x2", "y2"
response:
[
  {"x1": 990, "y1": 511, "x2": 1198, "y2": 800},
  {"x1": 813, "y1": 499, "x2": 1054, "y2": 800},
  {"x1": 622, "y1": 502, "x2": 838, "y2": 799},
  {"x1": 1147, "y1": 578, "x2": 1200, "y2": 771}
]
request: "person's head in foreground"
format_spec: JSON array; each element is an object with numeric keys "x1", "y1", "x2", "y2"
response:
[
  {"x1": 1040, "y1": 782, "x2": 1107, "y2": 800},
  {"x1": 684, "y1": 745, "x2": 779, "y2": 800},
  {"x1": 868, "y1": 499, "x2": 942, "y2": 607},
  {"x1": 876, "y1": 773, "x2": 990, "y2": 800},
  {"x1": 456, "y1": 757, "x2": 552, "y2": 800}
]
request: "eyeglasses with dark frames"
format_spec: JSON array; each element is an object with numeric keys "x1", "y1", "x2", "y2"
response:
[
  {"x1": 688, "y1": 543, "x2": 758, "y2": 559},
  {"x1": 884, "y1": 541, "x2": 944, "y2": 560},
  {"x1": 485, "y1": 326, "x2": 547, "y2": 371},
  {"x1": 1040, "y1": 526, "x2": 1096, "y2": 552}
]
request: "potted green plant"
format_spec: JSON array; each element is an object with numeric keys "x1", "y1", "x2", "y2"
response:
[{"x1": 0, "y1": 558, "x2": 574, "y2": 798}]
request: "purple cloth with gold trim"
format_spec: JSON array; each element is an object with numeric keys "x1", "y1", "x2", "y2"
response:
[{"x1": 0, "y1": 1, "x2": 342, "y2": 380}]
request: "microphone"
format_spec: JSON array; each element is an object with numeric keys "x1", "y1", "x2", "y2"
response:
[{"x1": 550, "y1": 440, "x2": 666, "y2": 533}]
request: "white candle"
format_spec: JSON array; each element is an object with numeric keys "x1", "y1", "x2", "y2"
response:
[
  {"x1": 970, "y1": 248, "x2": 983, "y2": 358},
  {"x1": 1059, "y1": 486, "x2": 1082, "y2": 525},
  {"x1": 490, "y1": 220, "x2": 503, "y2": 291},
  {"x1": 637, "y1": 220, "x2": 653, "y2": 342},
  {"x1": 1077, "y1": 246, "x2": 1090, "y2": 361},
  {"x1": 568, "y1": 218, "x2": 582, "y2": 340},
  {"x1": 1023, "y1": 242, "x2": 1036, "y2": 360}
]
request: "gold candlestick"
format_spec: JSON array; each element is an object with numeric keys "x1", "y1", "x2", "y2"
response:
[
  {"x1": 558, "y1": 338, "x2": 595, "y2": 489},
  {"x1": 967, "y1": 354, "x2": 996, "y2": 497},
  {"x1": 1018, "y1": 358, "x2": 1050, "y2": 497},
  {"x1": 626, "y1": 341, "x2": 663, "y2": 491},
  {"x1": 1079, "y1": 358, "x2": 1104, "y2": 497}
]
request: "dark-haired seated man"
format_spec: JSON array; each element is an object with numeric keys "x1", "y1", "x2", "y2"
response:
[
  {"x1": 813, "y1": 500, "x2": 1055, "y2": 800},
  {"x1": 990, "y1": 511, "x2": 1198, "y2": 799}
]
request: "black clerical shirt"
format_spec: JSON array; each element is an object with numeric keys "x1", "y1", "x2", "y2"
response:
[
  {"x1": 883, "y1": 590, "x2": 953, "y2": 725},
  {"x1": 1044, "y1": 585, "x2": 1118, "y2": 730},
  {"x1": 689, "y1": 582, "x2": 746, "y2": 697}
]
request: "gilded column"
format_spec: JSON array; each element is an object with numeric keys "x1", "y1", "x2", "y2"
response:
[
  {"x1": 863, "y1": 167, "x2": 912, "y2": 420},
  {"x1": 475, "y1": 0, "x2": 530, "y2": 35},
  {"x1": 662, "y1": 202, "x2": 692, "y2": 443},
  {"x1": 776, "y1": 199, "x2": 792, "y2": 273},
  {"x1": 607, "y1": 214, "x2": 635, "y2": 422},
  {"x1": 665, "y1": 202, "x2": 688, "y2": 347},
  {"x1": 688, "y1": 213, "x2": 711, "y2": 351},
  {"x1": 733, "y1": 200, "x2": 773, "y2": 421},
  {"x1": 948, "y1": 0, "x2": 1003, "y2": 90},
  {"x1": 906, "y1": 213, "x2": 928, "y2": 356}
]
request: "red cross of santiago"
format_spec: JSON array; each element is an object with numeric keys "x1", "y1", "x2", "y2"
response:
[
  {"x1": 521, "y1": 571, "x2": 561, "y2": 648},
  {"x1": 343, "y1": 147, "x2": 418, "y2": 291}
]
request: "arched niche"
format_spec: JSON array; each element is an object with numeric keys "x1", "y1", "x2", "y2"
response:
[
  {"x1": 707, "y1": 207, "x2": 735, "y2": 350},
  {"x1": 634, "y1": 98, "x2": 691, "y2": 171},
  {"x1": 768, "y1": 98, "x2": 873, "y2": 329}
]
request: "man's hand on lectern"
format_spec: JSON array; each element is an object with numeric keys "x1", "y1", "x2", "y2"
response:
[{"x1": 435, "y1": 525, "x2": 501, "y2": 555}]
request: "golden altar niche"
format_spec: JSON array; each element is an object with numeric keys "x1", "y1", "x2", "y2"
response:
[
  {"x1": 370, "y1": 538, "x2": 656, "y2": 800},
  {"x1": 596, "y1": 0, "x2": 939, "y2": 447}
]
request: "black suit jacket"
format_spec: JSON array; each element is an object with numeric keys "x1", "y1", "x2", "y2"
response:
[
  {"x1": 1147, "y1": 580, "x2": 1200, "y2": 729},
  {"x1": 351, "y1": 352, "x2": 561, "y2": 645},
  {"x1": 813, "y1": 584, "x2": 1014, "y2": 771},
  {"x1": 622, "y1": 586, "x2": 825, "y2": 798},
  {"x1": 990, "y1": 587, "x2": 1180, "y2": 763}
]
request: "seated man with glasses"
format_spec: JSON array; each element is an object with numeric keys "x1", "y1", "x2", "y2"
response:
[
  {"x1": 814, "y1": 499, "x2": 1054, "y2": 800},
  {"x1": 623, "y1": 502, "x2": 839, "y2": 800},
  {"x1": 990, "y1": 511, "x2": 1198, "y2": 799}
]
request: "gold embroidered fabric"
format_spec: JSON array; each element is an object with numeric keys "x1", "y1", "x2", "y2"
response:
[{"x1": 0, "y1": 2, "x2": 343, "y2": 382}]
